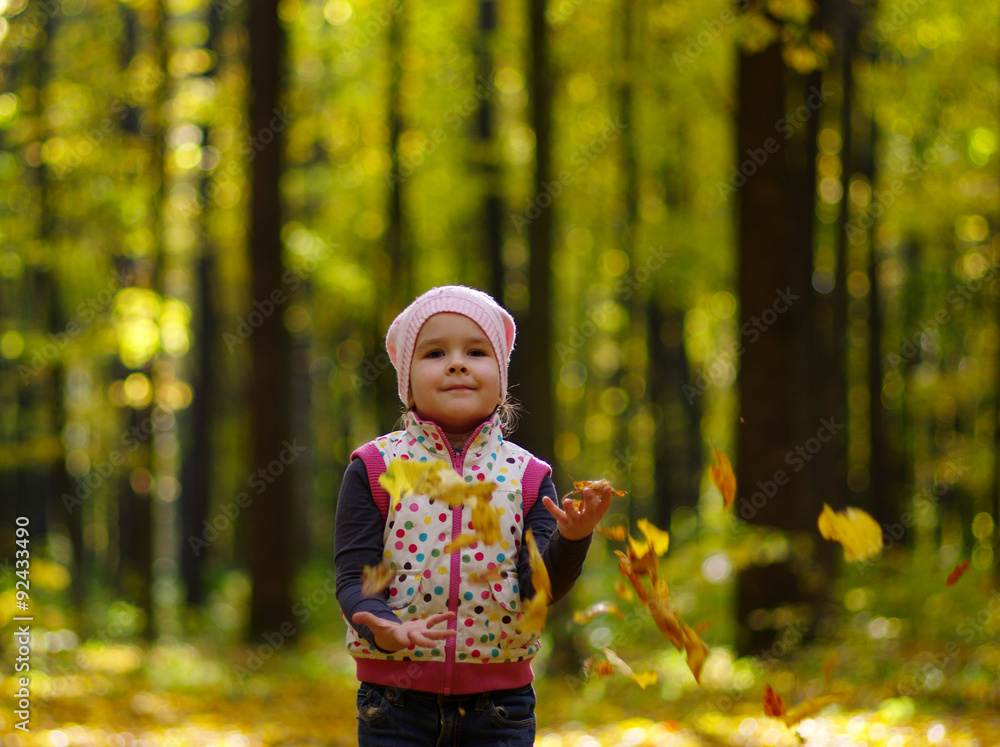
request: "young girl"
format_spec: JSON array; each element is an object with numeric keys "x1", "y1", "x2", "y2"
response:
[{"x1": 335, "y1": 285, "x2": 612, "y2": 746}]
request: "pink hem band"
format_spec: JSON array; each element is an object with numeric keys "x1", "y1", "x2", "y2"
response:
[{"x1": 355, "y1": 658, "x2": 534, "y2": 695}]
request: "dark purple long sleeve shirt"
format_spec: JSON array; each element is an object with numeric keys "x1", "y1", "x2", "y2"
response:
[{"x1": 335, "y1": 455, "x2": 591, "y2": 647}]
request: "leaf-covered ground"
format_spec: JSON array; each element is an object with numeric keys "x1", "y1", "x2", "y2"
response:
[{"x1": 3, "y1": 639, "x2": 999, "y2": 746}]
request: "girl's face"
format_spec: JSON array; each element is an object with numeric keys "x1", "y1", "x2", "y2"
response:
[{"x1": 409, "y1": 313, "x2": 502, "y2": 439}]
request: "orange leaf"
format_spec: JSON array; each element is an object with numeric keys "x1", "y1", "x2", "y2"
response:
[
  {"x1": 763, "y1": 684, "x2": 786, "y2": 718},
  {"x1": 946, "y1": 559, "x2": 970, "y2": 586},
  {"x1": 710, "y1": 448, "x2": 737, "y2": 509},
  {"x1": 360, "y1": 560, "x2": 394, "y2": 597},
  {"x1": 597, "y1": 525, "x2": 628, "y2": 541}
]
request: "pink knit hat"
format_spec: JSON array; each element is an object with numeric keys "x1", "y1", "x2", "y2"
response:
[{"x1": 386, "y1": 285, "x2": 516, "y2": 406}]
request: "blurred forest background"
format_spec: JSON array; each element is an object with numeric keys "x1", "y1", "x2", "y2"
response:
[{"x1": 1, "y1": 0, "x2": 1000, "y2": 743}]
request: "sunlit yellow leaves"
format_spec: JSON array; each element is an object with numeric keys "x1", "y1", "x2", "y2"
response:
[
  {"x1": 565, "y1": 478, "x2": 626, "y2": 509},
  {"x1": 360, "y1": 560, "x2": 394, "y2": 597},
  {"x1": 379, "y1": 458, "x2": 501, "y2": 549},
  {"x1": 817, "y1": 503, "x2": 883, "y2": 562},
  {"x1": 609, "y1": 517, "x2": 709, "y2": 684},
  {"x1": 709, "y1": 448, "x2": 736, "y2": 509}
]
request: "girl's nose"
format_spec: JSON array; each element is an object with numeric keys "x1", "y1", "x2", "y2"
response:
[{"x1": 448, "y1": 359, "x2": 468, "y2": 373}]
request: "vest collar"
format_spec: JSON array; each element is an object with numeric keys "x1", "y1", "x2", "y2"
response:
[{"x1": 404, "y1": 409, "x2": 505, "y2": 462}]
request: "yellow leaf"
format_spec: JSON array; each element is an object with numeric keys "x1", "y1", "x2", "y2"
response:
[
  {"x1": 637, "y1": 518, "x2": 670, "y2": 556},
  {"x1": 515, "y1": 590, "x2": 549, "y2": 634},
  {"x1": 631, "y1": 671, "x2": 658, "y2": 689},
  {"x1": 515, "y1": 529, "x2": 551, "y2": 635},
  {"x1": 378, "y1": 458, "x2": 439, "y2": 502},
  {"x1": 360, "y1": 560, "x2": 394, "y2": 597},
  {"x1": 817, "y1": 503, "x2": 883, "y2": 562},
  {"x1": 525, "y1": 529, "x2": 551, "y2": 599},
  {"x1": 470, "y1": 498, "x2": 502, "y2": 545}
]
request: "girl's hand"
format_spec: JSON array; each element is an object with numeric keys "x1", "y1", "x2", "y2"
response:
[
  {"x1": 542, "y1": 483, "x2": 614, "y2": 541},
  {"x1": 351, "y1": 610, "x2": 456, "y2": 652}
]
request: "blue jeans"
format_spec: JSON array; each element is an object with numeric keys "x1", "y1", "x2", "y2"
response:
[{"x1": 356, "y1": 681, "x2": 536, "y2": 746}]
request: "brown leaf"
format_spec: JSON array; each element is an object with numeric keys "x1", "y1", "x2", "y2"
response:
[{"x1": 763, "y1": 684, "x2": 786, "y2": 718}]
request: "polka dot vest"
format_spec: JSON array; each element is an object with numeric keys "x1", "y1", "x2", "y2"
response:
[{"x1": 346, "y1": 411, "x2": 552, "y2": 672}]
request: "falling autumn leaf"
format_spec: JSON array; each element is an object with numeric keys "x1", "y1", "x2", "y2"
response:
[
  {"x1": 709, "y1": 448, "x2": 737, "y2": 509},
  {"x1": 573, "y1": 601, "x2": 626, "y2": 625},
  {"x1": 628, "y1": 518, "x2": 670, "y2": 558},
  {"x1": 817, "y1": 503, "x2": 883, "y2": 562},
  {"x1": 443, "y1": 533, "x2": 479, "y2": 554},
  {"x1": 782, "y1": 694, "x2": 846, "y2": 727},
  {"x1": 597, "y1": 525, "x2": 628, "y2": 542},
  {"x1": 360, "y1": 560, "x2": 394, "y2": 597},
  {"x1": 525, "y1": 529, "x2": 551, "y2": 599},
  {"x1": 763, "y1": 684, "x2": 786, "y2": 718},
  {"x1": 764, "y1": 683, "x2": 847, "y2": 728},
  {"x1": 515, "y1": 530, "x2": 551, "y2": 635},
  {"x1": 614, "y1": 548, "x2": 709, "y2": 684},
  {"x1": 601, "y1": 649, "x2": 658, "y2": 690},
  {"x1": 947, "y1": 559, "x2": 970, "y2": 586}
]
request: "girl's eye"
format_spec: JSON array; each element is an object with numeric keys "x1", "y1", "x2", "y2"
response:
[
  {"x1": 469, "y1": 349, "x2": 487, "y2": 357},
  {"x1": 426, "y1": 350, "x2": 444, "y2": 358}
]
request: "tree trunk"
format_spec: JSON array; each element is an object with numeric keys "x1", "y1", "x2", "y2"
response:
[
  {"x1": 511, "y1": 0, "x2": 554, "y2": 473},
  {"x1": 246, "y1": 0, "x2": 297, "y2": 642},
  {"x1": 734, "y1": 37, "x2": 838, "y2": 655},
  {"x1": 477, "y1": 0, "x2": 505, "y2": 303}
]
